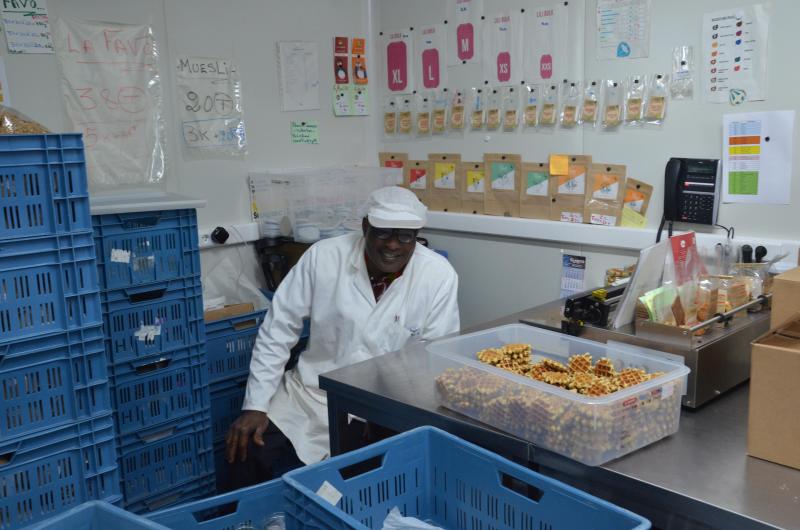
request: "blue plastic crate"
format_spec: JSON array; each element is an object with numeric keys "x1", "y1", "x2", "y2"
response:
[
  {"x1": 0, "y1": 234, "x2": 102, "y2": 344},
  {"x1": 147, "y1": 477, "x2": 285, "y2": 529},
  {"x1": 92, "y1": 209, "x2": 200, "y2": 291},
  {"x1": 206, "y1": 309, "x2": 265, "y2": 385},
  {"x1": 24, "y1": 500, "x2": 170, "y2": 530},
  {"x1": 0, "y1": 134, "x2": 91, "y2": 240},
  {"x1": 109, "y1": 344, "x2": 209, "y2": 435},
  {"x1": 118, "y1": 412, "x2": 215, "y2": 506},
  {"x1": 0, "y1": 414, "x2": 121, "y2": 530},
  {"x1": 283, "y1": 426, "x2": 651, "y2": 530},
  {"x1": 0, "y1": 325, "x2": 111, "y2": 442},
  {"x1": 210, "y1": 376, "x2": 246, "y2": 443},
  {"x1": 102, "y1": 277, "x2": 205, "y2": 364},
  {"x1": 126, "y1": 473, "x2": 216, "y2": 516}
]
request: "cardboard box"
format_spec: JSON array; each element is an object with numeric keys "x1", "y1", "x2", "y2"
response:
[
  {"x1": 204, "y1": 302, "x2": 255, "y2": 323},
  {"x1": 747, "y1": 318, "x2": 800, "y2": 470},
  {"x1": 771, "y1": 267, "x2": 800, "y2": 329}
]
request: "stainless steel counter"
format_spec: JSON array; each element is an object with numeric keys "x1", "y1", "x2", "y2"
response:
[{"x1": 320, "y1": 308, "x2": 800, "y2": 530}]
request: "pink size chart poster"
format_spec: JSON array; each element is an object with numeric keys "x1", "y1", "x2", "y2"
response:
[
  {"x1": 523, "y1": 4, "x2": 568, "y2": 83},
  {"x1": 416, "y1": 24, "x2": 447, "y2": 90},
  {"x1": 482, "y1": 12, "x2": 522, "y2": 86},
  {"x1": 382, "y1": 29, "x2": 414, "y2": 94},
  {"x1": 447, "y1": 0, "x2": 483, "y2": 66}
]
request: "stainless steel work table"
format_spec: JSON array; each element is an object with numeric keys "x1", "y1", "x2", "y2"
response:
[{"x1": 320, "y1": 309, "x2": 800, "y2": 530}]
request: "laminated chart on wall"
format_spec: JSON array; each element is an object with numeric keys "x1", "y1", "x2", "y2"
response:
[
  {"x1": 596, "y1": 0, "x2": 651, "y2": 60},
  {"x1": 702, "y1": 4, "x2": 770, "y2": 104},
  {"x1": 416, "y1": 25, "x2": 447, "y2": 91},
  {"x1": 277, "y1": 41, "x2": 320, "y2": 111},
  {"x1": 447, "y1": 0, "x2": 483, "y2": 65},
  {"x1": 523, "y1": 4, "x2": 568, "y2": 83},
  {"x1": 0, "y1": 0, "x2": 53, "y2": 53},
  {"x1": 722, "y1": 111, "x2": 794, "y2": 205},
  {"x1": 175, "y1": 56, "x2": 246, "y2": 158},
  {"x1": 53, "y1": 18, "x2": 164, "y2": 187},
  {"x1": 382, "y1": 29, "x2": 414, "y2": 94},
  {"x1": 482, "y1": 12, "x2": 522, "y2": 86}
]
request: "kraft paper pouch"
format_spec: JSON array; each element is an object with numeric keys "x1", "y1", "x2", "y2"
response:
[
  {"x1": 484, "y1": 153, "x2": 521, "y2": 217},
  {"x1": 428, "y1": 153, "x2": 462, "y2": 212},
  {"x1": 520, "y1": 162, "x2": 551, "y2": 219},
  {"x1": 550, "y1": 195, "x2": 585, "y2": 223},
  {"x1": 459, "y1": 161, "x2": 485, "y2": 214},
  {"x1": 405, "y1": 160, "x2": 431, "y2": 206},
  {"x1": 585, "y1": 163, "x2": 626, "y2": 226},
  {"x1": 623, "y1": 178, "x2": 653, "y2": 217},
  {"x1": 551, "y1": 155, "x2": 592, "y2": 209},
  {"x1": 378, "y1": 152, "x2": 408, "y2": 186}
]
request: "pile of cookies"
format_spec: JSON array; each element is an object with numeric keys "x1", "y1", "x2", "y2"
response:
[{"x1": 475, "y1": 345, "x2": 664, "y2": 396}]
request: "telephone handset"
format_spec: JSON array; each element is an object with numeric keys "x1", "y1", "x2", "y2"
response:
[{"x1": 658, "y1": 157, "x2": 721, "y2": 241}]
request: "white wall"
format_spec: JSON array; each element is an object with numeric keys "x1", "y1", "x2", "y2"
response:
[{"x1": 381, "y1": 0, "x2": 800, "y2": 327}]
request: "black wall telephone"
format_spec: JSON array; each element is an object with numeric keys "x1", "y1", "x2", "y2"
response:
[{"x1": 663, "y1": 157, "x2": 721, "y2": 225}]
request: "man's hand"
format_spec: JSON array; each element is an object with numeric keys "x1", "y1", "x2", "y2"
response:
[{"x1": 225, "y1": 410, "x2": 269, "y2": 464}]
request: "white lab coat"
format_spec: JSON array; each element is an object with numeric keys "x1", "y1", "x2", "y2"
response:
[{"x1": 242, "y1": 232, "x2": 460, "y2": 464}]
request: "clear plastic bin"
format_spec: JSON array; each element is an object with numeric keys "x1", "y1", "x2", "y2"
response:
[{"x1": 428, "y1": 324, "x2": 690, "y2": 466}]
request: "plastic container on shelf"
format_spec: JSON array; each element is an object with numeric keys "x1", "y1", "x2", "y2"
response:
[
  {"x1": 0, "y1": 325, "x2": 111, "y2": 442},
  {"x1": 92, "y1": 209, "x2": 201, "y2": 291},
  {"x1": 102, "y1": 276, "x2": 205, "y2": 364},
  {"x1": 206, "y1": 308, "x2": 266, "y2": 385},
  {"x1": 0, "y1": 133, "x2": 92, "y2": 240},
  {"x1": 0, "y1": 414, "x2": 121, "y2": 530},
  {"x1": 147, "y1": 477, "x2": 286, "y2": 530},
  {"x1": 24, "y1": 501, "x2": 170, "y2": 530},
  {"x1": 428, "y1": 324, "x2": 690, "y2": 466},
  {"x1": 0, "y1": 232, "x2": 102, "y2": 344},
  {"x1": 210, "y1": 376, "x2": 246, "y2": 443},
  {"x1": 109, "y1": 344, "x2": 209, "y2": 435},
  {"x1": 283, "y1": 426, "x2": 650, "y2": 530},
  {"x1": 125, "y1": 473, "x2": 216, "y2": 515},
  {"x1": 118, "y1": 411, "x2": 214, "y2": 507}
]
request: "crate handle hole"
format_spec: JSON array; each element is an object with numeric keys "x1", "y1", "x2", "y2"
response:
[
  {"x1": 140, "y1": 427, "x2": 176, "y2": 443},
  {"x1": 191, "y1": 501, "x2": 240, "y2": 522},
  {"x1": 0, "y1": 451, "x2": 15, "y2": 466},
  {"x1": 500, "y1": 472, "x2": 544, "y2": 503},
  {"x1": 135, "y1": 358, "x2": 171, "y2": 374},
  {"x1": 129, "y1": 288, "x2": 167, "y2": 303},
  {"x1": 232, "y1": 319, "x2": 258, "y2": 331},
  {"x1": 338, "y1": 454, "x2": 385, "y2": 480}
]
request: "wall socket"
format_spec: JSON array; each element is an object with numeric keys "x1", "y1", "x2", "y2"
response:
[{"x1": 198, "y1": 222, "x2": 260, "y2": 249}]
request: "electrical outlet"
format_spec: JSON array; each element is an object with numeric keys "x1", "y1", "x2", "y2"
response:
[{"x1": 198, "y1": 222, "x2": 259, "y2": 248}]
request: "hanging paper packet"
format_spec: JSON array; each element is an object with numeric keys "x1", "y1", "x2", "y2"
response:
[
  {"x1": 449, "y1": 89, "x2": 467, "y2": 134},
  {"x1": 560, "y1": 81, "x2": 581, "y2": 128},
  {"x1": 581, "y1": 80, "x2": 600, "y2": 127},
  {"x1": 586, "y1": 164, "x2": 626, "y2": 227},
  {"x1": 623, "y1": 178, "x2": 653, "y2": 216},
  {"x1": 549, "y1": 154, "x2": 590, "y2": 224},
  {"x1": 428, "y1": 153, "x2": 462, "y2": 212},
  {"x1": 397, "y1": 96, "x2": 413, "y2": 138},
  {"x1": 379, "y1": 152, "x2": 409, "y2": 186},
  {"x1": 502, "y1": 87, "x2": 520, "y2": 132},
  {"x1": 520, "y1": 162, "x2": 551, "y2": 219},
  {"x1": 522, "y1": 85, "x2": 539, "y2": 131},
  {"x1": 469, "y1": 87, "x2": 485, "y2": 131},
  {"x1": 671, "y1": 45, "x2": 694, "y2": 100},
  {"x1": 485, "y1": 89, "x2": 502, "y2": 131},
  {"x1": 415, "y1": 92, "x2": 432, "y2": 138},
  {"x1": 601, "y1": 80, "x2": 623, "y2": 130},
  {"x1": 484, "y1": 153, "x2": 521, "y2": 217},
  {"x1": 405, "y1": 160, "x2": 431, "y2": 205},
  {"x1": 459, "y1": 161, "x2": 485, "y2": 214},
  {"x1": 644, "y1": 74, "x2": 668, "y2": 126},
  {"x1": 431, "y1": 89, "x2": 449, "y2": 135},
  {"x1": 539, "y1": 84, "x2": 558, "y2": 127},
  {"x1": 624, "y1": 75, "x2": 645, "y2": 126},
  {"x1": 383, "y1": 97, "x2": 398, "y2": 139}
]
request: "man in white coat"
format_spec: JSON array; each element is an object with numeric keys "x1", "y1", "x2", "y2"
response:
[{"x1": 225, "y1": 186, "x2": 460, "y2": 484}]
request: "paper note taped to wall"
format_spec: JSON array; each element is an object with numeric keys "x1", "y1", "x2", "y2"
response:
[
  {"x1": 549, "y1": 154, "x2": 569, "y2": 175},
  {"x1": 621, "y1": 206, "x2": 647, "y2": 228},
  {"x1": 291, "y1": 121, "x2": 319, "y2": 144}
]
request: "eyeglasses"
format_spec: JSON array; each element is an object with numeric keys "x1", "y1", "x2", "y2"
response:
[{"x1": 369, "y1": 227, "x2": 418, "y2": 244}]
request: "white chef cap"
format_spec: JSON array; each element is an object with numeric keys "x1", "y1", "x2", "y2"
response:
[{"x1": 366, "y1": 186, "x2": 427, "y2": 229}]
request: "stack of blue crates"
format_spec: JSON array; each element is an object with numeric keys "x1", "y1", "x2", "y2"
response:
[
  {"x1": 91, "y1": 208, "x2": 215, "y2": 513},
  {"x1": 0, "y1": 134, "x2": 121, "y2": 529}
]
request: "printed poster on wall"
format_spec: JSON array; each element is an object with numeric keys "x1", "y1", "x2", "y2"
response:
[
  {"x1": 523, "y1": 4, "x2": 568, "y2": 83},
  {"x1": 382, "y1": 29, "x2": 414, "y2": 94},
  {"x1": 482, "y1": 12, "x2": 522, "y2": 86},
  {"x1": 447, "y1": 0, "x2": 482, "y2": 65},
  {"x1": 53, "y1": 18, "x2": 165, "y2": 188},
  {"x1": 416, "y1": 24, "x2": 447, "y2": 91},
  {"x1": 175, "y1": 56, "x2": 246, "y2": 158},
  {"x1": 596, "y1": 0, "x2": 651, "y2": 60},
  {"x1": 702, "y1": 4, "x2": 770, "y2": 104}
]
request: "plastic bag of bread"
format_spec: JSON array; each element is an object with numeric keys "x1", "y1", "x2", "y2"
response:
[{"x1": 0, "y1": 105, "x2": 49, "y2": 134}]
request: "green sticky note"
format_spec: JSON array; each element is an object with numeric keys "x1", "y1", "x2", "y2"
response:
[
  {"x1": 729, "y1": 171, "x2": 758, "y2": 195},
  {"x1": 291, "y1": 121, "x2": 319, "y2": 144}
]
